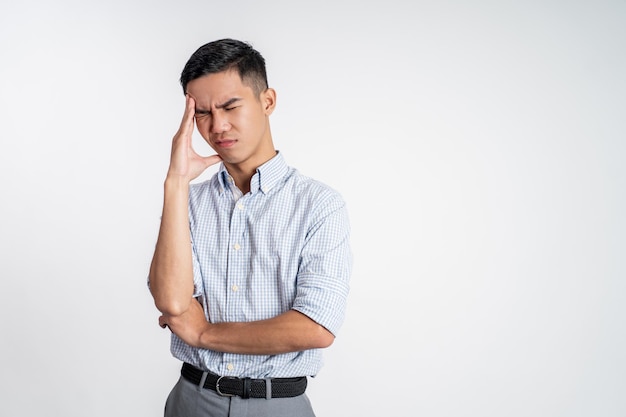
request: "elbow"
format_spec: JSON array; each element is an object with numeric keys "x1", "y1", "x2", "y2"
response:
[
  {"x1": 150, "y1": 286, "x2": 191, "y2": 317},
  {"x1": 148, "y1": 272, "x2": 193, "y2": 317},
  {"x1": 311, "y1": 325, "x2": 335, "y2": 349},
  {"x1": 292, "y1": 310, "x2": 336, "y2": 350},
  {"x1": 153, "y1": 297, "x2": 190, "y2": 317}
]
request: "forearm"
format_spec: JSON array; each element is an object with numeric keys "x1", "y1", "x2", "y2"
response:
[
  {"x1": 149, "y1": 176, "x2": 194, "y2": 316},
  {"x1": 184, "y1": 310, "x2": 335, "y2": 355},
  {"x1": 204, "y1": 311, "x2": 334, "y2": 355}
]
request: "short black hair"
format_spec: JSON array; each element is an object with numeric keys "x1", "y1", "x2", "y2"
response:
[{"x1": 180, "y1": 38, "x2": 268, "y2": 96}]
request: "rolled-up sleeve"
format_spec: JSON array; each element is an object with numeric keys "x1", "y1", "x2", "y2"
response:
[{"x1": 292, "y1": 194, "x2": 352, "y2": 336}]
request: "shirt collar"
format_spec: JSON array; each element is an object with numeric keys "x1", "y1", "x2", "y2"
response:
[{"x1": 217, "y1": 151, "x2": 288, "y2": 196}]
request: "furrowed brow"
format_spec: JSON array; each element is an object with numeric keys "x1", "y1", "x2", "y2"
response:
[{"x1": 216, "y1": 97, "x2": 242, "y2": 109}]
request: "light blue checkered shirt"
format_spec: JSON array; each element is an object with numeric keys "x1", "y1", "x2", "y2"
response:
[{"x1": 169, "y1": 152, "x2": 351, "y2": 378}]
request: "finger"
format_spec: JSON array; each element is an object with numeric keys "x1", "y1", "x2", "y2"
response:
[
  {"x1": 176, "y1": 95, "x2": 196, "y2": 140},
  {"x1": 183, "y1": 95, "x2": 196, "y2": 130},
  {"x1": 185, "y1": 94, "x2": 196, "y2": 118}
]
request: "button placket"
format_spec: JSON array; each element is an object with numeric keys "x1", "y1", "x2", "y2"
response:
[{"x1": 225, "y1": 193, "x2": 248, "y2": 322}]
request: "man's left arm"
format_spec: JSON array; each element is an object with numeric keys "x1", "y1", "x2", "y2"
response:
[
  {"x1": 160, "y1": 192, "x2": 352, "y2": 355},
  {"x1": 160, "y1": 304, "x2": 334, "y2": 354}
]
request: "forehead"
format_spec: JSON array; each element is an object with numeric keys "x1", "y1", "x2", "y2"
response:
[{"x1": 186, "y1": 70, "x2": 254, "y2": 105}]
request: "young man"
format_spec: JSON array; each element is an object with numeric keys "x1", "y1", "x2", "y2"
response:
[{"x1": 149, "y1": 39, "x2": 352, "y2": 417}]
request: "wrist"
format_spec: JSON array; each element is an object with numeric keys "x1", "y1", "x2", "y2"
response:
[{"x1": 164, "y1": 174, "x2": 191, "y2": 189}]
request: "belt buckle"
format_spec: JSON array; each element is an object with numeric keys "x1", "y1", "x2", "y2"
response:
[{"x1": 215, "y1": 376, "x2": 236, "y2": 397}]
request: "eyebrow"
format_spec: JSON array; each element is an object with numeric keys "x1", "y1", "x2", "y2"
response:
[
  {"x1": 195, "y1": 97, "x2": 242, "y2": 114},
  {"x1": 216, "y1": 97, "x2": 242, "y2": 109}
]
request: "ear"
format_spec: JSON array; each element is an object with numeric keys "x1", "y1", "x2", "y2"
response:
[{"x1": 261, "y1": 88, "x2": 276, "y2": 116}]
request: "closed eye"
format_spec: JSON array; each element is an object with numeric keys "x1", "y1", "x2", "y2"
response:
[{"x1": 195, "y1": 110, "x2": 211, "y2": 119}]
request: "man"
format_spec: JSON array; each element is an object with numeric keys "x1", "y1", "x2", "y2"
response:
[{"x1": 149, "y1": 38, "x2": 352, "y2": 417}]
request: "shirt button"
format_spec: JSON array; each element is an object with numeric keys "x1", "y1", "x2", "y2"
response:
[
  {"x1": 227, "y1": 363, "x2": 234, "y2": 371},
  {"x1": 234, "y1": 243, "x2": 241, "y2": 250},
  {"x1": 232, "y1": 285, "x2": 239, "y2": 292},
  {"x1": 237, "y1": 202, "x2": 244, "y2": 210}
]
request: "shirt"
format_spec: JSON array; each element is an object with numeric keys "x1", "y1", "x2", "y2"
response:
[{"x1": 169, "y1": 152, "x2": 352, "y2": 378}]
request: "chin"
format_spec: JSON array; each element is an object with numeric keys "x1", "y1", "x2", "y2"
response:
[{"x1": 218, "y1": 155, "x2": 241, "y2": 165}]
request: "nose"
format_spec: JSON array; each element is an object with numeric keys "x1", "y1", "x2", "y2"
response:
[{"x1": 210, "y1": 111, "x2": 231, "y2": 134}]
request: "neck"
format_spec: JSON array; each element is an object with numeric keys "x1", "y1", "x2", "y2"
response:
[{"x1": 225, "y1": 150, "x2": 277, "y2": 195}]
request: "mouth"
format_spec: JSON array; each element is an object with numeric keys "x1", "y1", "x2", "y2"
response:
[{"x1": 214, "y1": 138, "x2": 237, "y2": 149}]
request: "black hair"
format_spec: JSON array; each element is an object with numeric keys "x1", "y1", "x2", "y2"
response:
[{"x1": 180, "y1": 38, "x2": 268, "y2": 96}]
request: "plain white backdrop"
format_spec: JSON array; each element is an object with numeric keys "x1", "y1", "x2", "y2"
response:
[{"x1": 1, "y1": 1, "x2": 624, "y2": 416}]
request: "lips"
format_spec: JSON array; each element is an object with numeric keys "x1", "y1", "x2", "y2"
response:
[{"x1": 215, "y1": 138, "x2": 237, "y2": 148}]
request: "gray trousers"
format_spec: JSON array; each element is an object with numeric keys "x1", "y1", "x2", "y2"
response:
[{"x1": 164, "y1": 376, "x2": 317, "y2": 417}]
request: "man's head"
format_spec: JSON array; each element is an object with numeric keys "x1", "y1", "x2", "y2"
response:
[
  {"x1": 180, "y1": 38, "x2": 268, "y2": 98},
  {"x1": 182, "y1": 39, "x2": 277, "y2": 171}
]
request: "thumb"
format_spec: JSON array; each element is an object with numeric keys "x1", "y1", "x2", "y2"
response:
[{"x1": 201, "y1": 154, "x2": 223, "y2": 169}]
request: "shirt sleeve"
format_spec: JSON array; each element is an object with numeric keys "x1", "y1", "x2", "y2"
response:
[{"x1": 291, "y1": 191, "x2": 352, "y2": 336}]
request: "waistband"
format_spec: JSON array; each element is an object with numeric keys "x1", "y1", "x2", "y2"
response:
[{"x1": 180, "y1": 362, "x2": 307, "y2": 399}]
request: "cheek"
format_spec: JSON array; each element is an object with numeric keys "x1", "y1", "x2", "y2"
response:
[
  {"x1": 197, "y1": 116, "x2": 211, "y2": 128},
  {"x1": 195, "y1": 121, "x2": 212, "y2": 141},
  {"x1": 236, "y1": 108, "x2": 263, "y2": 131}
]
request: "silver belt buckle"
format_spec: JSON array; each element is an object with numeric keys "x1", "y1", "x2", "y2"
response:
[{"x1": 215, "y1": 376, "x2": 236, "y2": 397}]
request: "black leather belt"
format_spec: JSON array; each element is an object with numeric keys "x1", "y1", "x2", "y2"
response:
[{"x1": 181, "y1": 362, "x2": 307, "y2": 399}]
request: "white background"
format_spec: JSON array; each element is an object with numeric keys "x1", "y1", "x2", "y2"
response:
[{"x1": 1, "y1": 1, "x2": 625, "y2": 416}]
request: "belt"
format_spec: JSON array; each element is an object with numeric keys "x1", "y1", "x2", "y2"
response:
[{"x1": 181, "y1": 363, "x2": 307, "y2": 399}]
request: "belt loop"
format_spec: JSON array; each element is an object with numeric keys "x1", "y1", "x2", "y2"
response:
[
  {"x1": 265, "y1": 379, "x2": 272, "y2": 400},
  {"x1": 198, "y1": 372, "x2": 209, "y2": 392},
  {"x1": 242, "y1": 378, "x2": 251, "y2": 399}
]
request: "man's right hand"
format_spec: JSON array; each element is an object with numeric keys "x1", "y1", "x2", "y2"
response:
[
  {"x1": 167, "y1": 95, "x2": 222, "y2": 182},
  {"x1": 149, "y1": 95, "x2": 221, "y2": 316}
]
